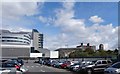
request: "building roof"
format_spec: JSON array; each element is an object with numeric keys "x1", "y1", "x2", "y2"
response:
[
  {"x1": 55, "y1": 48, "x2": 82, "y2": 51},
  {"x1": 0, "y1": 29, "x2": 31, "y2": 34},
  {"x1": 32, "y1": 29, "x2": 39, "y2": 32}
]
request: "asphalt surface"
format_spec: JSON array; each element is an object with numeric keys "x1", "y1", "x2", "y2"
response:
[
  {"x1": 23, "y1": 61, "x2": 104, "y2": 74},
  {"x1": 22, "y1": 60, "x2": 78, "y2": 74}
]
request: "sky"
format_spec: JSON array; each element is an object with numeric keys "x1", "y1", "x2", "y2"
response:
[{"x1": 1, "y1": 1, "x2": 119, "y2": 50}]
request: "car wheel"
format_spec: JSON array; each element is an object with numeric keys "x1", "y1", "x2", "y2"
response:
[{"x1": 87, "y1": 69, "x2": 92, "y2": 74}]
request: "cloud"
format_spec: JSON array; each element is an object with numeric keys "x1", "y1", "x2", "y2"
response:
[
  {"x1": 38, "y1": 16, "x2": 54, "y2": 26},
  {"x1": 1, "y1": 2, "x2": 44, "y2": 32},
  {"x1": 1, "y1": 2, "x2": 43, "y2": 20},
  {"x1": 43, "y1": 2, "x2": 118, "y2": 50},
  {"x1": 89, "y1": 15, "x2": 104, "y2": 23}
]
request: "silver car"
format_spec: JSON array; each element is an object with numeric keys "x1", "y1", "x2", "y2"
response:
[{"x1": 104, "y1": 62, "x2": 120, "y2": 74}]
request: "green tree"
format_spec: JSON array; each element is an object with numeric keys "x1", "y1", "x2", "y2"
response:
[{"x1": 84, "y1": 47, "x2": 94, "y2": 55}]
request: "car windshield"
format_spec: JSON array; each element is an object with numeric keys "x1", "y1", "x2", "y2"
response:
[
  {"x1": 73, "y1": 63, "x2": 81, "y2": 65},
  {"x1": 111, "y1": 62, "x2": 120, "y2": 68}
]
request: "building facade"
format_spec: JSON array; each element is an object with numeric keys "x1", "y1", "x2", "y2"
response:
[
  {"x1": 76, "y1": 43, "x2": 96, "y2": 51},
  {"x1": 56, "y1": 43, "x2": 96, "y2": 58},
  {"x1": 0, "y1": 29, "x2": 43, "y2": 58},
  {"x1": 32, "y1": 29, "x2": 43, "y2": 51}
]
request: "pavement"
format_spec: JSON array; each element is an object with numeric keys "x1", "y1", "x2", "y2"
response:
[{"x1": 22, "y1": 60, "x2": 77, "y2": 74}]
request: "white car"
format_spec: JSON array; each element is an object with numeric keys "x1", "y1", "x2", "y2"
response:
[
  {"x1": 104, "y1": 62, "x2": 120, "y2": 74},
  {"x1": 0, "y1": 67, "x2": 11, "y2": 74},
  {"x1": 72, "y1": 64, "x2": 80, "y2": 72}
]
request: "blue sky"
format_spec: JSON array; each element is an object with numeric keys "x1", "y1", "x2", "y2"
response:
[{"x1": 1, "y1": 2, "x2": 119, "y2": 50}]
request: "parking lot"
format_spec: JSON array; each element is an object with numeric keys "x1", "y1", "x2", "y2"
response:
[
  {"x1": 24, "y1": 60, "x2": 71, "y2": 72},
  {"x1": 1, "y1": 58, "x2": 120, "y2": 74}
]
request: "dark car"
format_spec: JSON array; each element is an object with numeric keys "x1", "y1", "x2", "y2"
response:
[
  {"x1": 2, "y1": 60, "x2": 19, "y2": 68},
  {"x1": 11, "y1": 59, "x2": 24, "y2": 66},
  {"x1": 69, "y1": 63, "x2": 81, "y2": 71},
  {"x1": 81, "y1": 60, "x2": 112, "y2": 74},
  {"x1": 54, "y1": 61, "x2": 63, "y2": 68},
  {"x1": 51, "y1": 61, "x2": 59, "y2": 67},
  {"x1": 104, "y1": 62, "x2": 120, "y2": 74}
]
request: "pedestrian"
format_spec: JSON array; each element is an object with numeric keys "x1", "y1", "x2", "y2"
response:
[{"x1": 15, "y1": 64, "x2": 23, "y2": 72}]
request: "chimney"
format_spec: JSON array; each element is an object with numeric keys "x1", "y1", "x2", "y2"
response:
[
  {"x1": 81, "y1": 43, "x2": 83, "y2": 46},
  {"x1": 87, "y1": 43, "x2": 90, "y2": 46}
]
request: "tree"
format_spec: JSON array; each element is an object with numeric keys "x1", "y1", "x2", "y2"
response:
[
  {"x1": 114, "y1": 49, "x2": 118, "y2": 55},
  {"x1": 106, "y1": 50, "x2": 113, "y2": 54},
  {"x1": 84, "y1": 47, "x2": 94, "y2": 55}
]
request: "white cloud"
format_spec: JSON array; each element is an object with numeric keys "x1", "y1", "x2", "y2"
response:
[
  {"x1": 89, "y1": 15, "x2": 104, "y2": 23},
  {"x1": 39, "y1": 16, "x2": 47, "y2": 23},
  {"x1": 1, "y1": 2, "x2": 43, "y2": 20},
  {"x1": 38, "y1": 16, "x2": 54, "y2": 26},
  {"x1": 1, "y1": 24, "x2": 32, "y2": 32},
  {"x1": 43, "y1": 2, "x2": 118, "y2": 50},
  {"x1": 1, "y1": 2, "x2": 44, "y2": 33}
]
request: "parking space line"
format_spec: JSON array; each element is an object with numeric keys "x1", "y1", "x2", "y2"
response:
[{"x1": 41, "y1": 70, "x2": 45, "y2": 72}]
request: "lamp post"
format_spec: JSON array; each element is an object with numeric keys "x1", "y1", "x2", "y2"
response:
[{"x1": 118, "y1": 47, "x2": 120, "y2": 61}]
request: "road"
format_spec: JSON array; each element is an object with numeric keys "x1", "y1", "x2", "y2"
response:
[{"x1": 23, "y1": 61, "x2": 75, "y2": 74}]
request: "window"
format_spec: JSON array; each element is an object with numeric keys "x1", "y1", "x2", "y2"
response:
[
  {"x1": 107, "y1": 60, "x2": 112, "y2": 64},
  {"x1": 102, "y1": 61, "x2": 107, "y2": 64},
  {"x1": 112, "y1": 62, "x2": 120, "y2": 68},
  {"x1": 96, "y1": 61, "x2": 101, "y2": 64}
]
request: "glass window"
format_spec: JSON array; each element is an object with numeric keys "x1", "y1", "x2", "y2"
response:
[
  {"x1": 102, "y1": 61, "x2": 107, "y2": 64},
  {"x1": 107, "y1": 60, "x2": 112, "y2": 63},
  {"x1": 96, "y1": 61, "x2": 101, "y2": 64},
  {"x1": 112, "y1": 62, "x2": 120, "y2": 68}
]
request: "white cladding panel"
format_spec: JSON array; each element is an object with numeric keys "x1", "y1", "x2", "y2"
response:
[
  {"x1": 30, "y1": 53, "x2": 42, "y2": 57},
  {"x1": 50, "y1": 51, "x2": 59, "y2": 58}
]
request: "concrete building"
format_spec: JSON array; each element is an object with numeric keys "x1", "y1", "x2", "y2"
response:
[
  {"x1": 31, "y1": 29, "x2": 43, "y2": 51},
  {"x1": 1, "y1": 30, "x2": 31, "y2": 58},
  {"x1": 0, "y1": 29, "x2": 43, "y2": 58},
  {"x1": 56, "y1": 48, "x2": 82, "y2": 58},
  {"x1": 56, "y1": 43, "x2": 96, "y2": 58},
  {"x1": 76, "y1": 43, "x2": 96, "y2": 51},
  {"x1": 99, "y1": 44, "x2": 104, "y2": 50}
]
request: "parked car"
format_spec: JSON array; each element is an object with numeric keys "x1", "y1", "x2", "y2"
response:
[
  {"x1": 81, "y1": 60, "x2": 112, "y2": 74},
  {"x1": 2, "y1": 59, "x2": 28, "y2": 73},
  {"x1": 54, "y1": 61, "x2": 63, "y2": 68},
  {"x1": 11, "y1": 59, "x2": 24, "y2": 66},
  {"x1": 71, "y1": 61, "x2": 93, "y2": 72},
  {"x1": 104, "y1": 62, "x2": 120, "y2": 74},
  {"x1": 2, "y1": 60, "x2": 19, "y2": 68},
  {"x1": 66, "y1": 61, "x2": 79, "y2": 68},
  {"x1": 60, "y1": 61, "x2": 71, "y2": 69},
  {"x1": 51, "y1": 61, "x2": 59, "y2": 67},
  {"x1": 69, "y1": 63, "x2": 81, "y2": 71}
]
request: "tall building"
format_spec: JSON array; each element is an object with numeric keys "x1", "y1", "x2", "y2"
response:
[
  {"x1": 0, "y1": 29, "x2": 43, "y2": 58},
  {"x1": 32, "y1": 29, "x2": 43, "y2": 51}
]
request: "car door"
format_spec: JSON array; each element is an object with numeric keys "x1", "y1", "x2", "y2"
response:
[{"x1": 94, "y1": 61, "x2": 103, "y2": 72}]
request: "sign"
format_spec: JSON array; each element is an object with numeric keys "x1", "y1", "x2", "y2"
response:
[
  {"x1": 30, "y1": 53, "x2": 42, "y2": 58},
  {"x1": 50, "y1": 51, "x2": 59, "y2": 58}
]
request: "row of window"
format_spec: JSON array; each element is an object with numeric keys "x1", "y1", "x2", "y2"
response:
[
  {"x1": 2, "y1": 36, "x2": 31, "y2": 42},
  {"x1": 2, "y1": 40, "x2": 30, "y2": 44},
  {"x1": 24, "y1": 35, "x2": 31, "y2": 39}
]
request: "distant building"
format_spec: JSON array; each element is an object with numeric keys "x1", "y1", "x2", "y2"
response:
[
  {"x1": 76, "y1": 43, "x2": 96, "y2": 51},
  {"x1": 56, "y1": 43, "x2": 96, "y2": 58},
  {"x1": 99, "y1": 44, "x2": 104, "y2": 50},
  {"x1": 0, "y1": 29, "x2": 43, "y2": 58},
  {"x1": 56, "y1": 48, "x2": 82, "y2": 58}
]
